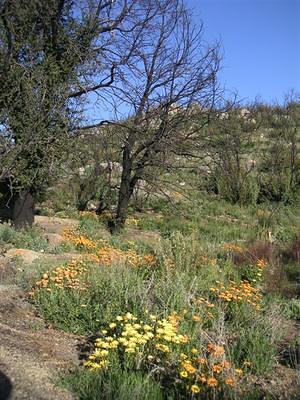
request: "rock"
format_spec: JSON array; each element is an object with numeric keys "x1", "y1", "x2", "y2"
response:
[
  {"x1": 0, "y1": 256, "x2": 16, "y2": 282},
  {"x1": 5, "y1": 249, "x2": 40, "y2": 265},
  {"x1": 87, "y1": 201, "x2": 98, "y2": 211},
  {"x1": 43, "y1": 233, "x2": 64, "y2": 247},
  {"x1": 34, "y1": 216, "x2": 79, "y2": 234}
]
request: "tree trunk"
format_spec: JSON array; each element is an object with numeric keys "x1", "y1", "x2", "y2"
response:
[
  {"x1": 113, "y1": 148, "x2": 133, "y2": 233},
  {"x1": 0, "y1": 186, "x2": 34, "y2": 229},
  {"x1": 12, "y1": 190, "x2": 35, "y2": 229},
  {"x1": 114, "y1": 175, "x2": 132, "y2": 233}
]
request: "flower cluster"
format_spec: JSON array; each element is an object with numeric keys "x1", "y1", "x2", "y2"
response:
[
  {"x1": 223, "y1": 243, "x2": 244, "y2": 253},
  {"x1": 199, "y1": 256, "x2": 217, "y2": 267},
  {"x1": 62, "y1": 229, "x2": 97, "y2": 250},
  {"x1": 85, "y1": 311, "x2": 246, "y2": 397},
  {"x1": 62, "y1": 229, "x2": 155, "y2": 268},
  {"x1": 30, "y1": 258, "x2": 89, "y2": 295},
  {"x1": 125, "y1": 217, "x2": 140, "y2": 226},
  {"x1": 178, "y1": 343, "x2": 244, "y2": 394},
  {"x1": 79, "y1": 211, "x2": 99, "y2": 220},
  {"x1": 94, "y1": 246, "x2": 155, "y2": 267},
  {"x1": 85, "y1": 312, "x2": 189, "y2": 371},
  {"x1": 210, "y1": 280, "x2": 262, "y2": 310}
]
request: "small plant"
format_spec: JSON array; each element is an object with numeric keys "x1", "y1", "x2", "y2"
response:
[{"x1": 84, "y1": 312, "x2": 244, "y2": 399}]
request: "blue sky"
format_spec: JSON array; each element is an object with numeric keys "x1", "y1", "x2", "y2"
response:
[
  {"x1": 86, "y1": 0, "x2": 299, "y2": 123},
  {"x1": 187, "y1": 0, "x2": 299, "y2": 104}
]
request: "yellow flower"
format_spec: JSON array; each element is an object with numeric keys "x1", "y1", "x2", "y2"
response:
[
  {"x1": 109, "y1": 323, "x2": 117, "y2": 328},
  {"x1": 143, "y1": 324, "x2": 153, "y2": 331},
  {"x1": 192, "y1": 315, "x2": 201, "y2": 322},
  {"x1": 180, "y1": 370, "x2": 188, "y2": 378},
  {"x1": 191, "y1": 348, "x2": 198, "y2": 355},
  {"x1": 235, "y1": 368, "x2": 243, "y2": 376},
  {"x1": 125, "y1": 312, "x2": 133, "y2": 320},
  {"x1": 125, "y1": 348, "x2": 135, "y2": 353},
  {"x1": 191, "y1": 385, "x2": 200, "y2": 393},
  {"x1": 155, "y1": 343, "x2": 170, "y2": 353}
]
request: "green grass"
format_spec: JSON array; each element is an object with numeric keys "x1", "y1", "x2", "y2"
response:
[
  {"x1": 61, "y1": 368, "x2": 166, "y2": 400},
  {"x1": 8, "y1": 189, "x2": 300, "y2": 400},
  {"x1": 0, "y1": 223, "x2": 49, "y2": 251}
]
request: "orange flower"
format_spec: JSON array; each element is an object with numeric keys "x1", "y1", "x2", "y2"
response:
[
  {"x1": 207, "y1": 344, "x2": 225, "y2": 357},
  {"x1": 182, "y1": 363, "x2": 197, "y2": 374},
  {"x1": 212, "y1": 364, "x2": 222, "y2": 373},
  {"x1": 196, "y1": 357, "x2": 206, "y2": 364},
  {"x1": 207, "y1": 377, "x2": 218, "y2": 387},
  {"x1": 221, "y1": 360, "x2": 231, "y2": 369},
  {"x1": 198, "y1": 375, "x2": 207, "y2": 383},
  {"x1": 225, "y1": 377, "x2": 235, "y2": 386}
]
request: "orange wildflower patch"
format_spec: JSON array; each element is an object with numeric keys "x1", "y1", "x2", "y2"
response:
[
  {"x1": 223, "y1": 243, "x2": 244, "y2": 253},
  {"x1": 30, "y1": 258, "x2": 89, "y2": 295},
  {"x1": 210, "y1": 280, "x2": 262, "y2": 310},
  {"x1": 62, "y1": 229, "x2": 97, "y2": 250}
]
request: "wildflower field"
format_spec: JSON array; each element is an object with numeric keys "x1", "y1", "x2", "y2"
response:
[{"x1": 0, "y1": 194, "x2": 293, "y2": 400}]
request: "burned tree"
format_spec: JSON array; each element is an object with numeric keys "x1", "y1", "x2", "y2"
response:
[{"x1": 92, "y1": 0, "x2": 221, "y2": 231}]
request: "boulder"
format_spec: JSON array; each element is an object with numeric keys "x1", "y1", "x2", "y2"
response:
[{"x1": 43, "y1": 233, "x2": 64, "y2": 247}]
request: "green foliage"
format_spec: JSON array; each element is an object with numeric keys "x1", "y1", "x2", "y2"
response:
[
  {"x1": 0, "y1": 223, "x2": 49, "y2": 251},
  {"x1": 216, "y1": 174, "x2": 259, "y2": 206},
  {"x1": 281, "y1": 298, "x2": 300, "y2": 321},
  {"x1": 229, "y1": 325, "x2": 277, "y2": 374},
  {"x1": 62, "y1": 368, "x2": 165, "y2": 400}
]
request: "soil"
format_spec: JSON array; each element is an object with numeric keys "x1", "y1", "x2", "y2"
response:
[
  {"x1": 0, "y1": 285, "x2": 80, "y2": 400},
  {"x1": 0, "y1": 216, "x2": 82, "y2": 399}
]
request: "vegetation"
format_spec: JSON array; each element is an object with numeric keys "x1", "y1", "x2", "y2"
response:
[
  {"x1": 8, "y1": 196, "x2": 296, "y2": 399},
  {"x1": 0, "y1": 1, "x2": 299, "y2": 399}
]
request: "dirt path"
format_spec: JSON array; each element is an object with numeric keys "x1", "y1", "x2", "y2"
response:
[
  {"x1": 0, "y1": 284, "x2": 80, "y2": 400},
  {"x1": 0, "y1": 216, "x2": 84, "y2": 399}
]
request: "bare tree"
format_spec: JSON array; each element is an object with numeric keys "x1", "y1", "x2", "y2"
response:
[{"x1": 91, "y1": 0, "x2": 221, "y2": 231}]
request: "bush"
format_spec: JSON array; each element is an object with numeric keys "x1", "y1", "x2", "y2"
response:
[{"x1": 215, "y1": 173, "x2": 259, "y2": 206}]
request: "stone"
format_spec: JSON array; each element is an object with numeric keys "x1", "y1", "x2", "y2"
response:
[
  {"x1": 43, "y1": 233, "x2": 64, "y2": 247},
  {"x1": 5, "y1": 248, "x2": 40, "y2": 265}
]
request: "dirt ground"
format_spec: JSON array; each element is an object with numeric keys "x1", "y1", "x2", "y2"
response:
[
  {"x1": 0, "y1": 284, "x2": 80, "y2": 400},
  {"x1": 0, "y1": 216, "x2": 82, "y2": 400}
]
